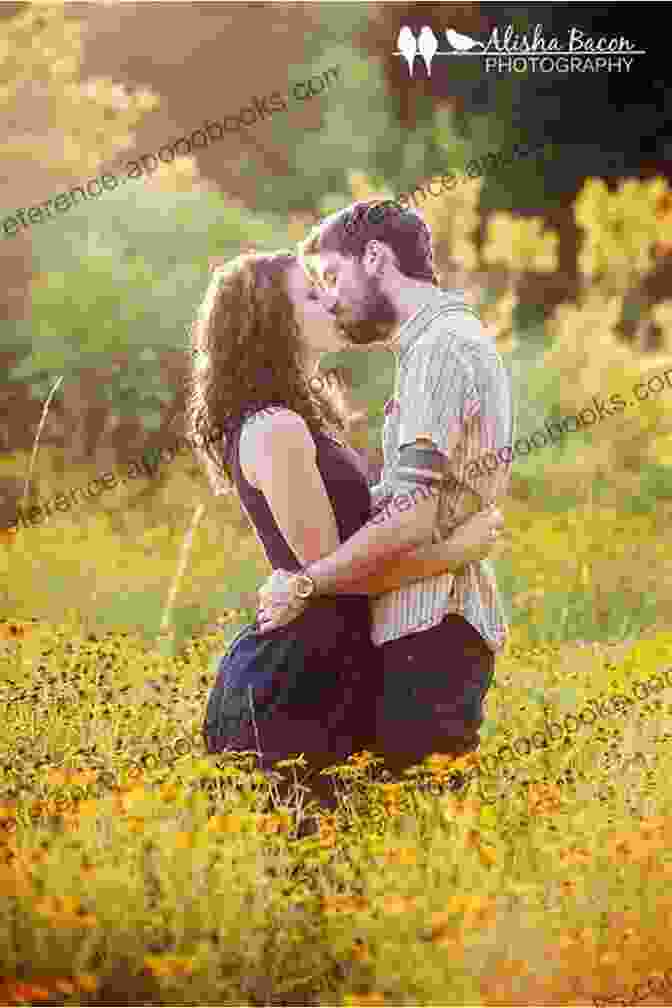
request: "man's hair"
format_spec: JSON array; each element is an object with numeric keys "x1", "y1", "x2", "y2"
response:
[{"x1": 299, "y1": 200, "x2": 438, "y2": 284}]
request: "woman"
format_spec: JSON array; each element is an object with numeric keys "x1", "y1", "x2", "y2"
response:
[{"x1": 186, "y1": 251, "x2": 503, "y2": 809}]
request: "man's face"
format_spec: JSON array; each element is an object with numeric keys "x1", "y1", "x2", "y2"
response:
[{"x1": 315, "y1": 249, "x2": 399, "y2": 348}]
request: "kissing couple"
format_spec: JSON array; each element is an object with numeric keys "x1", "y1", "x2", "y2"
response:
[{"x1": 192, "y1": 200, "x2": 514, "y2": 810}]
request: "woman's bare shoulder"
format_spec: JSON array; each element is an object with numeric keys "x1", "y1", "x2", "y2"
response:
[{"x1": 238, "y1": 408, "x2": 314, "y2": 487}]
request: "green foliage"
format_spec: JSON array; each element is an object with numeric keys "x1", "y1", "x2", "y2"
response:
[{"x1": 8, "y1": 184, "x2": 292, "y2": 427}]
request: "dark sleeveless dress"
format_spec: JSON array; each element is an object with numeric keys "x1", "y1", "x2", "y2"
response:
[{"x1": 218, "y1": 407, "x2": 383, "y2": 783}]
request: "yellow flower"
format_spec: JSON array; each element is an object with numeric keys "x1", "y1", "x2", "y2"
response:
[
  {"x1": 477, "y1": 843, "x2": 498, "y2": 868},
  {"x1": 322, "y1": 894, "x2": 369, "y2": 915},
  {"x1": 0, "y1": 620, "x2": 27, "y2": 640},
  {"x1": 379, "y1": 782, "x2": 404, "y2": 795},
  {"x1": 174, "y1": 831, "x2": 194, "y2": 849},
  {"x1": 143, "y1": 955, "x2": 196, "y2": 978},
  {"x1": 115, "y1": 785, "x2": 147, "y2": 815},
  {"x1": 259, "y1": 812, "x2": 292, "y2": 835},
  {"x1": 0, "y1": 862, "x2": 32, "y2": 897},
  {"x1": 558, "y1": 845, "x2": 592, "y2": 866},
  {"x1": 346, "y1": 750, "x2": 379, "y2": 770},
  {"x1": 206, "y1": 814, "x2": 245, "y2": 833},
  {"x1": 343, "y1": 993, "x2": 386, "y2": 1006},
  {"x1": 73, "y1": 974, "x2": 99, "y2": 994},
  {"x1": 159, "y1": 782, "x2": 181, "y2": 802},
  {"x1": 53, "y1": 979, "x2": 76, "y2": 995},
  {"x1": 379, "y1": 893, "x2": 416, "y2": 915},
  {"x1": 429, "y1": 907, "x2": 491, "y2": 943},
  {"x1": 558, "y1": 927, "x2": 595, "y2": 952},
  {"x1": 350, "y1": 939, "x2": 370, "y2": 962},
  {"x1": 71, "y1": 770, "x2": 98, "y2": 788},
  {"x1": 639, "y1": 816, "x2": 671, "y2": 835},
  {"x1": 0, "y1": 527, "x2": 18, "y2": 546},
  {"x1": 45, "y1": 769, "x2": 68, "y2": 788},
  {"x1": 443, "y1": 893, "x2": 494, "y2": 919},
  {"x1": 125, "y1": 816, "x2": 145, "y2": 833},
  {"x1": 495, "y1": 958, "x2": 530, "y2": 977},
  {"x1": 34, "y1": 895, "x2": 97, "y2": 928},
  {"x1": 78, "y1": 799, "x2": 99, "y2": 817},
  {"x1": 14, "y1": 848, "x2": 48, "y2": 872},
  {"x1": 383, "y1": 847, "x2": 418, "y2": 866}
]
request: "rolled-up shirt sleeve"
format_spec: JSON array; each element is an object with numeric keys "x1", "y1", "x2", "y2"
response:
[
  {"x1": 398, "y1": 335, "x2": 481, "y2": 460},
  {"x1": 368, "y1": 479, "x2": 396, "y2": 519}
]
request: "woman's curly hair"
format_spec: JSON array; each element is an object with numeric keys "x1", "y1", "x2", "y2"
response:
[{"x1": 183, "y1": 250, "x2": 348, "y2": 496}]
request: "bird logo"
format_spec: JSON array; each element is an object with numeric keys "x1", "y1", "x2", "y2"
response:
[
  {"x1": 396, "y1": 25, "x2": 486, "y2": 76},
  {"x1": 418, "y1": 26, "x2": 439, "y2": 76},
  {"x1": 397, "y1": 27, "x2": 418, "y2": 76},
  {"x1": 445, "y1": 29, "x2": 485, "y2": 51},
  {"x1": 397, "y1": 26, "x2": 439, "y2": 77}
]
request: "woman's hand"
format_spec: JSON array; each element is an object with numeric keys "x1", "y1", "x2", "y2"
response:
[
  {"x1": 256, "y1": 569, "x2": 310, "y2": 633},
  {"x1": 450, "y1": 506, "x2": 506, "y2": 568}
]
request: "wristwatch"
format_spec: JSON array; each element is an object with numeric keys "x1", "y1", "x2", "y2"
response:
[{"x1": 293, "y1": 570, "x2": 316, "y2": 600}]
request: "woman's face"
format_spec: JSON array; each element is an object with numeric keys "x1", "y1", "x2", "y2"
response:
[{"x1": 285, "y1": 262, "x2": 349, "y2": 360}]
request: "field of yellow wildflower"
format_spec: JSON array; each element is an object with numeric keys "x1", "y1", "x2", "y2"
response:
[{"x1": 2, "y1": 508, "x2": 672, "y2": 1005}]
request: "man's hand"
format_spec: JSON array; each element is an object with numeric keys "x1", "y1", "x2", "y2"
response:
[
  {"x1": 256, "y1": 569, "x2": 309, "y2": 633},
  {"x1": 450, "y1": 506, "x2": 506, "y2": 568}
]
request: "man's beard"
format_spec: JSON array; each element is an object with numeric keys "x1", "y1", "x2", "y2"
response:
[{"x1": 336, "y1": 276, "x2": 398, "y2": 347}]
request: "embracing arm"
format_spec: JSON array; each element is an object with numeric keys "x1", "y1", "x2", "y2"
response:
[
  {"x1": 345, "y1": 534, "x2": 469, "y2": 597},
  {"x1": 344, "y1": 499, "x2": 503, "y2": 597},
  {"x1": 347, "y1": 483, "x2": 489, "y2": 597}
]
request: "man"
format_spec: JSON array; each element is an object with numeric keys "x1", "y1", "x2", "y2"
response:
[{"x1": 256, "y1": 200, "x2": 515, "y2": 778}]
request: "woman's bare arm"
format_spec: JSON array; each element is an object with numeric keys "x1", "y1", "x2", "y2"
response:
[{"x1": 239, "y1": 409, "x2": 342, "y2": 565}]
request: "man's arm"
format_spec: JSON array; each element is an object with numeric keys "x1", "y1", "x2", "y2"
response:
[
  {"x1": 304, "y1": 438, "x2": 458, "y2": 596},
  {"x1": 345, "y1": 534, "x2": 468, "y2": 597},
  {"x1": 303, "y1": 489, "x2": 437, "y2": 596},
  {"x1": 345, "y1": 494, "x2": 496, "y2": 597}
]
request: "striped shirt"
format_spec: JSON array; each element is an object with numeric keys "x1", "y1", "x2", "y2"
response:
[{"x1": 368, "y1": 287, "x2": 515, "y2": 652}]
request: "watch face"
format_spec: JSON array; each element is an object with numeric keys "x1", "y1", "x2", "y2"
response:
[{"x1": 295, "y1": 575, "x2": 313, "y2": 598}]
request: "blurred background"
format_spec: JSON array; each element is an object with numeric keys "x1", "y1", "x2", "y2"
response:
[{"x1": 1, "y1": 0, "x2": 671, "y2": 653}]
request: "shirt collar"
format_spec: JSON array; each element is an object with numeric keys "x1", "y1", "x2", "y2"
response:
[{"x1": 391, "y1": 287, "x2": 468, "y2": 366}]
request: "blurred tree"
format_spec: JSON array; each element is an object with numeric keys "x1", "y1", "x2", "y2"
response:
[
  {"x1": 0, "y1": 0, "x2": 159, "y2": 469},
  {"x1": 10, "y1": 165, "x2": 291, "y2": 471},
  {"x1": 0, "y1": 1, "x2": 157, "y2": 187}
]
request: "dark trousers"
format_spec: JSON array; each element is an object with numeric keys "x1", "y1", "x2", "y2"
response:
[{"x1": 374, "y1": 614, "x2": 495, "y2": 779}]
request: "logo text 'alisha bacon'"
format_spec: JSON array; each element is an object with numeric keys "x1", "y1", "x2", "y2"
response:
[{"x1": 395, "y1": 24, "x2": 646, "y2": 76}]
